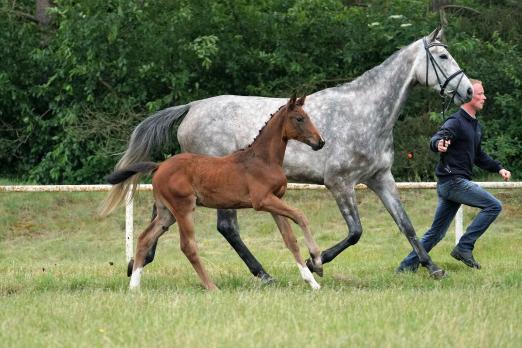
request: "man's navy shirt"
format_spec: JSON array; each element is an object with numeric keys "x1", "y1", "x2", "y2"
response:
[{"x1": 430, "y1": 108, "x2": 502, "y2": 180}]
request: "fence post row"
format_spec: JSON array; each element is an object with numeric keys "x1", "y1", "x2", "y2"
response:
[{"x1": 1, "y1": 182, "x2": 521, "y2": 262}]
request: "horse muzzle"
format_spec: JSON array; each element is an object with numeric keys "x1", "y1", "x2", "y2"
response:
[{"x1": 310, "y1": 137, "x2": 325, "y2": 151}]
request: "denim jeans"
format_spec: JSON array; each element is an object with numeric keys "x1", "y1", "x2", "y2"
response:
[{"x1": 398, "y1": 176, "x2": 502, "y2": 270}]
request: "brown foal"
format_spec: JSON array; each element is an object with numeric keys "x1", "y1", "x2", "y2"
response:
[{"x1": 102, "y1": 96, "x2": 325, "y2": 290}]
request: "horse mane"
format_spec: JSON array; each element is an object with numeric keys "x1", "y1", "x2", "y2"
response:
[{"x1": 234, "y1": 104, "x2": 287, "y2": 152}]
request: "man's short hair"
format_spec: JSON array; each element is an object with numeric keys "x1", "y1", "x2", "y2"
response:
[{"x1": 469, "y1": 79, "x2": 483, "y2": 85}]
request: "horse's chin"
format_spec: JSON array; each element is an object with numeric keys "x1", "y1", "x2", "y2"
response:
[{"x1": 453, "y1": 94, "x2": 470, "y2": 106}]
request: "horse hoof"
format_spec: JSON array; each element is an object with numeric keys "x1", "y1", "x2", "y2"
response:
[
  {"x1": 305, "y1": 258, "x2": 314, "y2": 272},
  {"x1": 305, "y1": 258, "x2": 323, "y2": 277},
  {"x1": 127, "y1": 259, "x2": 134, "y2": 277},
  {"x1": 259, "y1": 273, "x2": 275, "y2": 285},
  {"x1": 430, "y1": 268, "x2": 446, "y2": 279},
  {"x1": 315, "y1": 266, "x2": 324, "y2": 278}
]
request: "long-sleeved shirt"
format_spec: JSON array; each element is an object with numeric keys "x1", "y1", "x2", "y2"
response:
[{"x1": 430, "y1": 108, "x2": 502, "y2": 180}]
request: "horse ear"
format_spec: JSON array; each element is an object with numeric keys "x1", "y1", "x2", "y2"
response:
[
  {"x1": 288, "y1": 95, "x2": 297, "y2": 110},
  {"x1": 296, "y1": 95, "x2": 306, "y2": 106},
  {"x1": 428, "y1": 27, "x2": 442, "y2": 42}
]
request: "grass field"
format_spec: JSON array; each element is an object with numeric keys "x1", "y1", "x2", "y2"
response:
[{"x1": 1, "y1": 188, "x2": 521, "y2": 347}]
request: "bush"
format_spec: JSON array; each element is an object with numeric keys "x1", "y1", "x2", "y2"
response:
[{"x1": 1, "y1": 0, "x2": 521, "y2": 182}]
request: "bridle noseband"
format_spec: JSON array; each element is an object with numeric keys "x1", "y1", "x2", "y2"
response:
[{"x1": 423, "y1": 38, "x2": 465, "y2": 116}]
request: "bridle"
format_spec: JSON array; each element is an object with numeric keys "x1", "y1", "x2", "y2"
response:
[{"x1": 423, "y1": 38, "x2": 465, "y2": 117}]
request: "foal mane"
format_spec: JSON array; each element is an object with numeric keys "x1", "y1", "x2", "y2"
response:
[{"x1": 235, "y1": 104, "x2": 287, "y2": 152}]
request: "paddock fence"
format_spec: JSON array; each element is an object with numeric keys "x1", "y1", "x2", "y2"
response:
[{"x1": 2, "y1": 182, "x2": 521, "y2": 262}]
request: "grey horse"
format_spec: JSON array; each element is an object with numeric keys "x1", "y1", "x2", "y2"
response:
[{"x1": 102, "y1": 28, "x2": 472, "y2": 280}]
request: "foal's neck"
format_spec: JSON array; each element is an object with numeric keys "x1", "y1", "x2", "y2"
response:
[{"x1": 249, "y1": 110, "x2": 287, "y2": 165}]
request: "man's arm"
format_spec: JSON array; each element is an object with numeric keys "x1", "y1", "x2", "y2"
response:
[
  {"x1": 474, "y1": 140, "x2": 511, "y2": 181},
  {"x1": 430, "y1": 118, "x2": 458, "y2": 153}
]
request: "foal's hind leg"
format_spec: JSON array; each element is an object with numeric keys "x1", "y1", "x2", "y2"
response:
[
  {"x1": 127, "y1": 203, "x2": 174, "y2": 277},
  {"x1": 271, "y1": 214, "x2": 320, "y2": 290},
  {"x1": 217, "y1": 209, "x2": 273, "y2": 283},
  {"x1": 129, "y1": 202, "x2": 175, "y2": 290},
  {"x1": 176, "y1": 211, "x2": 218, "y2": 291}
]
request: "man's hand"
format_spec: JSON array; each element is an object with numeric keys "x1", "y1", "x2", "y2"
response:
[
  {"x1": 499, "y1": 168, "x2": 511, "y2": 181},
  {"x1": 437, "y1": 139, "x2": 451, "y2": 152}
]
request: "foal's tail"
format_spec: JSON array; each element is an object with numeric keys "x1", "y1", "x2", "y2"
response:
[
  {"x1": 99, "y1": 162, "x2": 159, "y2": 216},
  {"x1": 99, "y1": 104, "x2": 189, "y2": 217}
]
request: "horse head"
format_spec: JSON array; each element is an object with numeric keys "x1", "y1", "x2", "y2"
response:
[
  {"x1": 283, "y1": 95, "x2": 325, "y2": 151},
  {"x1": 415, "y1": 28, "x2": 473, "y2": 105}
]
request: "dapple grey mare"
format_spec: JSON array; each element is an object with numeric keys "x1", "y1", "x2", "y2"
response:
[{"x1": 103, "y1": 28, "x2": 472, "y2": 280}]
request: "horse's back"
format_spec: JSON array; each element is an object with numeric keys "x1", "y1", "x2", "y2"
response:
[{"x1": 178, "y1": 95, "x2": 285, "y2": 156}]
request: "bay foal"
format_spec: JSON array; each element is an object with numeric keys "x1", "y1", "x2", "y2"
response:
[{"x1": 102, "y1": 96, "x2": 325, "y2": 290}]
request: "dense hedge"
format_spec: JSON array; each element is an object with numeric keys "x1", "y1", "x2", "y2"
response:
[{"x1": 1, "y1": 0, "x2": 521, "y2": 183}]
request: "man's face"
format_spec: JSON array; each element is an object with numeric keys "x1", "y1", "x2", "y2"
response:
[{"x1": 469, "y1": 83, "x2": 486, "y2": 112}]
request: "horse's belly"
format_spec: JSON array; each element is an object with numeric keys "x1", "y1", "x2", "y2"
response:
[{"x1": 282, "y1": 143, "x2": 325, "y2": 184}]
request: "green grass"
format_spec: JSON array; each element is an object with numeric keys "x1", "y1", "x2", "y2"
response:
[{"x1": 1, "y1": 189, "x2": 521, "y2": 347}]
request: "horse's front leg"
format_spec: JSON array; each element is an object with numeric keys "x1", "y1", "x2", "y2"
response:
[
  {"x1": 216, "y1": 209, "x2": 274, "y2": 284},
  {"x1": 366, "y1": 170, "x2": 445, "y2": 279},
  {"x1": 253, "y1": 194, "x2": 323, "y2": 279},
  {"x1": 307, "y1": 178, "x2": 363, "y2": 271},
  {"x1": 271, "y1": 214, "x2": 320, "y2": 290}
]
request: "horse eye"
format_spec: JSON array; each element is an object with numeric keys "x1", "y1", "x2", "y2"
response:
[
  {"x1": 440, "y1": 54, "x2": 448, "y2": 59},
  {"x1": 296, "y1": 117, "x2": 304, "y2": 123}
]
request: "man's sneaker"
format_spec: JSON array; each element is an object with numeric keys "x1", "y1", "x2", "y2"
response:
[{"x1": 450, "y1": 247, "x2": 481, "y2": 269}]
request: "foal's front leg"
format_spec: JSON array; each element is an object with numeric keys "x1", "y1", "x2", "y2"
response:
[{"x1": 271, "y1": 214, "x2": 320, "y2": 290}]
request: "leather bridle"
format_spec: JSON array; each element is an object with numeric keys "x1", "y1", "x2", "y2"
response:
[{"x1": 423, "y1": 38, "x2": 465, "y2": 116}]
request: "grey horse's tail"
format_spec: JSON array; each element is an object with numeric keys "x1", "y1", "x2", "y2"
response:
[{"x1": 99, "y1": 104, "x2": 190, "y2": 216}]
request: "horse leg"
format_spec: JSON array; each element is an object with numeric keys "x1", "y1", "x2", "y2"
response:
[
  {"x1": 173, "y1": 206, "x2": 217, "y2": 291},
  {"x1": 127, "y1": 203, "x2": 175, "y2": 277},
  {"x1": 310, "y1": 181, "x2": 363, "y2": 270},
  {"x1": 253, "y1": 194, "x2": 323, "y2": 276},
  {"x1": 366, "y1": 170, "x2": 445, "y2": 278},
  {"x1": 216, "y1": 209, "x2": 273, "y2": 283},
  {"x1": 271, "y1": 214, "x2": 320, "y2": 290},
  {"x1": 129, "y1": 202, "x2": 175, "y2": 290}
]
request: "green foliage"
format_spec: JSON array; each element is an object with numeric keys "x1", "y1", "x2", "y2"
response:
[{"x1": 1, "y1": 0, "x2": 521, "y2": 182}]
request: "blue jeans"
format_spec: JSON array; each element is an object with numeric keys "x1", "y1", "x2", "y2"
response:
[{"x1": 399, "y1": 176, "x2": 502, "y2": 270}]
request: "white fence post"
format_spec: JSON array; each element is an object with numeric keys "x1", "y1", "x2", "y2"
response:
[
  {"x1": 1, "y1": 182, "x2": 520, "y2": 259},
  {"x1": 455, "y1": 206, "x2": 463, "y2": 244},
  {"x1": 125, "y1": 190, "x2": 134, "y2": 263}
]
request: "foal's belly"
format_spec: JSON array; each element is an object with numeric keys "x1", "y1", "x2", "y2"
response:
[{"x1": 196, "y1": 195, "x2": 253, "y2": 210}]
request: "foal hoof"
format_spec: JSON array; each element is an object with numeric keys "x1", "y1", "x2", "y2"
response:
[
  {"x1": 127, "y1": 258, "x2": 134, "y2": 277},
  {"x1": 305, "y1": 258, "x2": 324, "y2": 277}
]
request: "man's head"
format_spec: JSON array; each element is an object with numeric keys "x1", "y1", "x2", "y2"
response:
[{"x1": 463, "y1": 79, "x2": 486, "y2": 115}]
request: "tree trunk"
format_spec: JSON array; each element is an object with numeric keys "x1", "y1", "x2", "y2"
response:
[
  {"x1": 432, "y1": 0, "x2": 453, "y2": 11},
  {"x1": 35, "y1": 0, "x2": 53, "y2": 28}
]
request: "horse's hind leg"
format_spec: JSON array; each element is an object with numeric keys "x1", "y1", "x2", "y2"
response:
[
  {"x1": 217, "y1": 209, "x2": 273, "y2": 283},
  {"x1": 129, "y1": 202, "x2": 175, "y2": 290},
  {"x1": 271, "y1": 214, "x2": 320, "y2": 290},
  {"x1": 367, "y1": 170, "x2": 445, "y2": 279},
  {"x1": 127, "y1": 203, "x2": 175, "y2": 277},
  {"x1": 176, "y1": 211, "x2": 218, "y2": 291}
]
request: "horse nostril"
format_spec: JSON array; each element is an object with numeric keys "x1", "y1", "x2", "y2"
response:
[{"x1": 467, "y1": 87, "x2": 473, "y2": 95}]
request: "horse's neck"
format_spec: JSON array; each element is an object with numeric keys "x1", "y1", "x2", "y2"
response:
[
  {"x1": 339, "y1": 42, "x2": 420, "y2": 132},
  {"x1": 249, "y1": 112, "x2": 287, "y2": 164}
]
